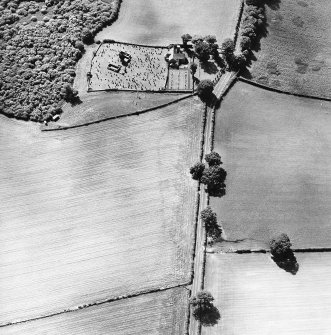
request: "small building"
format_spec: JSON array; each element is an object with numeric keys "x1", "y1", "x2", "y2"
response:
[{"x1": 165, "y1": 45, "x2": 187, "y2": 68}]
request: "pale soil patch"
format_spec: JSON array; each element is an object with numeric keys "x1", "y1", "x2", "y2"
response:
[
  {"x1": 90, "y1": 43, "x2": 168, "y2": 91},
  {"x1": 52, "y1": 91, "x2": 191, "y2": 128},
  {"x1": 249, "y1": 0, "x2": 331, "y2": 98},
  {"x1": 203, "y1": 253, "x2": 331, "y2": 335},
  {"x1": 96, "y1": 0, "x2": 242, "y2": 46},
  {"x1": 0, "y1": 97, "x2": 202, "y2": 323},
  {"x1": 2, "y1": 288, "x2": 188, "y2": 335},
  {"x1": 212, "y1": 81, "x2": 331, "y2": 248}
]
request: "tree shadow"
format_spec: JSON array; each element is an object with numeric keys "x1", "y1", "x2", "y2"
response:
[
  {"x1": 200, "y1": 61, "x2": 219, "y2": 75},
  {"x1": 207, "y1": 183, "x2": 226, "y2": 198},
  {"x1": 271, "y1": 250, "x2": 299, "y2": 275},
  {"x1": 70, "y1": 95, "x2": 82, "y2": 106},
  {"x1": 265, "y1": 0, "x2": 281, "y2": 10},
  {"x1": 196, "y1": 305, "x2": 221, "y2": 327}
]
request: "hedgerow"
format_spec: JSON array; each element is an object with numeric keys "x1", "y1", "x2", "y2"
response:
[{"x1": 0, "y1": 0, "x2": 121, "y2": 122}]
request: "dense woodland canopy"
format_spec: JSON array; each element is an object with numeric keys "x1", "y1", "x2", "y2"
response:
[{"x1": 0, "y1": 0, "x2": 121, "y2": 121}]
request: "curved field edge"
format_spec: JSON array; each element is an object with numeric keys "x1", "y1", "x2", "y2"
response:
[
  {"x1": 247, "y1": 0, "x2": 331, "y2": 99},
  {"x1": 0, "y1": 97, "x2": 203, "y2": 323},
  {"x1": 42, "y1": 92, "x2": 194, "y2": 130},
  {"x1": 1, "y1": 288, "x2": 189, "y2": 335},
  {"x1": 211, "y1": 81, "x2": 331, "y2": 249}
]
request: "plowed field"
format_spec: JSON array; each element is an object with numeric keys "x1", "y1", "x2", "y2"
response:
[
  {"x1": 0, "y1": 97, "x2": 202, "y2": 324},
  {"x1": 2, "y1": 288, "x2": 189, "y2": 335}
]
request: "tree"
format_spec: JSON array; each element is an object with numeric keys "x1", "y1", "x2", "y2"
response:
[
  {"x1": 190, "y1": 162, "x2": 205, "y2": 180},
  {"x1": 201, "y1": 206, "x2": 222, "y2": 239},
  {"x1": 190, "y1": 291, "x2": 220, "y2": 326},
  {"x1": 61, "y1": 84, "x2": 79, "y2": 103},
  {"x1": 270, "y1": 233, "x2": 292, "y2": 257},
  {"x1": 181, "y1": 33, "x2": 192, "y2": 44},
  {"x1": 190, "y1": 62, "x2": 198, "y2": 76},
  {"x1": 220, "y1": 38, "x2": 235, "y2": 59},
  {"x1": 269, "y1": 234, "x2": 299, "y2": 275},
  {"x1": 82, "y1": 28, "x2": 94, "y2": 44},
  {"x1": 204, "y1": 34, "x2": 217, "y2": 44},
  {"x1": 192, "y1": 34, "x2": 203, "y2": 44},
  {"x1": 195, "y1": 41, "x2": 211, "y2": 62},
  {"x1": 246, "y1": 0, "x2": 262, "y2": 6},
  {"x1": 205, "y1": 151, "x2": 222, "y2": 166},
  {"x1": 201, "y1": 165, "x2": 227, "y2": 193},
  {"x1": 197, "y1": 80, "x2": 214, "y2": 102},
  {"x1": 240, "y1": 36, "x2": 251, "y2": 51}
]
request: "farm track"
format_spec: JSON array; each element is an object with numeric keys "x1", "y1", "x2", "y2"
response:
[{"x1": 188, "y1": 71, "x2": 238, "y2": 335}]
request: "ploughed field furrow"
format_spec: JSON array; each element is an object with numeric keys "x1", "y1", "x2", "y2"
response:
[
  {"x1": 1, "y1": 288, "x2": 189, "y2": 335},
  {"x1": 0, "y1": 97, "x2": 202, "y2": 324}
]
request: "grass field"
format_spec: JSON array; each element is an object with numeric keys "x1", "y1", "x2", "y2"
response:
[
  {"x1": 0, "y1": 97, "x2": 202, "y2": 324},
  {"x1": 202, "y1": 253, "x2": 331, "y2": 335},
  {"x1": 248, "y1": 0, "x2": 331, "y2": 98},
  {"x1": 211, "y1": 81, "x2": 331, "y2": 249},
  {"x1": 90, "y1": 43, "x2": 168, "y2": 91},
  {"x1": 2, "y1": 288, "x2": 188, "y2": 335},
  {"x1": 51, "y1": 92, "x2": 190, "y2": 128},
  {"x1": 96, "y1": 0, "x2": 242, "y2": 45}
]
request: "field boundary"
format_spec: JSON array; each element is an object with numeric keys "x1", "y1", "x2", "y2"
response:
[
  {"x1": 101, "y1": 39, "x2": 169, "y2": 49},
  {"x1": 0, "y1": 282, "x2": 190, "y2": 328},
  {"x1": 233, "y1": 0, "x2": 245, "y2": 47},
  {"x1": 42, "y1": 93, "x2": 195, "y2": 131},
  {"x1": 208, "y1": 247, "x2": 331, "y2": 254},
  {"x1": 238, "y1": 77, "x2": 331, "y2": 102}
]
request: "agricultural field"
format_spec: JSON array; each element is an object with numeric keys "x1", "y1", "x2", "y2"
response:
[
  {"x1": 167, "y1": 69, "x2": 192, "y2": 91},
  {"x1": 55, "y1": 92, "x2": 191, "y2": 128},
  {"x1": 89, "y1": 43, "x2": 168, "y2": 91},
  {"x1": 0, "y1": 97, "x2": 203, "y2": 324},
  {"x1": 202, "y1": 253, "x2": 331, "y2": 335},
  {"x1": 248, "y1": 0, "x2": 331, "y2": 99},
  {"x1": 211, "y1": 81, "x2": 331, "y2": 249},
  {"x1": 2, "y1": 288, "x2": 188, "y2": 335},
  {"x1": 96, "y1": 0, "x2": 242, "y2": 46}
]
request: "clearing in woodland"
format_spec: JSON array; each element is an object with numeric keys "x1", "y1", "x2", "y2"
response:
[
  {"x1": 1, "y1": 288, "x2": 188, "y2": 335},
  {"x1": 211, "y1": 81, "x2": 331, "y2": 249},
  {"x1": 0, "y1": 97, "x2": 202, "y2": 324},
  {"x1": 203, "y1": 253, "x2": 331, "y2": 335},
  {"x1": 96, "y1": 0, "x2": 242, "y2": 45},
  {"x1": 248, "y1": 0, "x2": 331, "y2": 98}
]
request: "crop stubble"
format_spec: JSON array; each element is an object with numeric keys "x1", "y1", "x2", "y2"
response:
[
  {"x1": 1, "y1": 287, "x2": 188, "y2": 335},
  {"x1": 202, "y1": 253, "x2": 331, "y2": 335},
  {"x1": 0, "y1": 97, "x2": 202, "y2": 324}
]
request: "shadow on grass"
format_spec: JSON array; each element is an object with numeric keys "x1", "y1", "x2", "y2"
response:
[
  {"x1": 70, "y1": 95, "x2": 83, "y2": 106},
  {"x1": 272, "y1": 250, "x2": 299, "y2": 275},
  {"x1": 195, "y1": 305, "x2": 221, "y2": 327},
  {"x1": 265, "y1": 0, "x2": 281, "y2": 10}
]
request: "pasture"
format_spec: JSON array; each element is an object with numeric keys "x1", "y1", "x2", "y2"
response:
[
  {"x1": 2, "y1": 288, "x2": 188, "y2": 335},
  {"x1": 89, "y1": 43, "x2": 168, "y2": 91},
  {"x1": 96, "y1": 0, "x2": 242, "y2": 46},
  {"x1": 211, "y1": 81, "x2": 331, "y2": 249},
  {"x1": 0, "y1": 97, "x2": 202, "y2": 324},
  {"x1": 54, "y1": 92, "x2": 191, "y2": 128},
  {"x1": 249, "y1": 0, "x2": 331, "y2": 99},
  {"x1": 202, "y1": 253, "x2": 331, "y2": 335}
]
